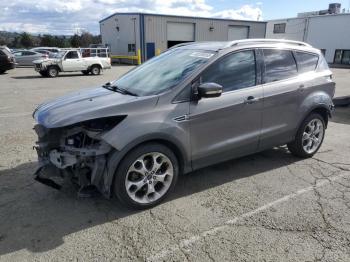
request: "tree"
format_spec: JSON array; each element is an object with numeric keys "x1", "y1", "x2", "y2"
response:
[
  {"x1": 20, "y1": 32, "x2": 33, "y2": 48},
  {"x1": 79, "y1": 32, "x2": 94, "y2": 47},
  {"x1": 40, "y1": 34, "x2": 55, "y2": 47},
  {"x1": 70, "y1": 34, "x2": 80, "y2": 47}
]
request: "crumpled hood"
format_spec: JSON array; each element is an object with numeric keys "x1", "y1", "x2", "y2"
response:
[
  {"x1": 33, "y1": 58, "x2": 60, "y2": 64},
  {"x1": 33, "y1": 87, "x2": 158, "y2": 128}
]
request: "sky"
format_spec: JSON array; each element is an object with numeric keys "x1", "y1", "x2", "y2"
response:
[{"x1": 0, "y1": 0, "x2": 349, "y2": 35}]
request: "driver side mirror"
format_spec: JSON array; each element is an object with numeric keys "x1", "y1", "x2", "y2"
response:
[{"x1": 198, "y1": 82, "x2": 223, "y2": 98}]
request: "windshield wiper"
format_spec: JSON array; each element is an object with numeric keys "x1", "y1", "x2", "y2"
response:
[
  {"x1": 102, "y1": 82, "x2": 138, "y2": 96},
  {"x1": 114, "y1": 86, "x2": 138, "y2": 96}
]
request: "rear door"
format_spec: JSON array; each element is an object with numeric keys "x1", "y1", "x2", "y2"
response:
[
  {"x1": 259, "y1": 48, "x2": 301, "y2": 149},
  {"x1": 189, "y1": 50, "x2": 263, "y2": 169},
  {"x1": 22, "y1": 51, "x2": 38, "y2": 65}
]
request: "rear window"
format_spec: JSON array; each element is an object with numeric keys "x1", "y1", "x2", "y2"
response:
[
  {"x1": 294, "y1": 52, "x2": 319, "y2": 73},
  {"x1": 263, "y1": 49, "x2": 298, "y2": 83}
]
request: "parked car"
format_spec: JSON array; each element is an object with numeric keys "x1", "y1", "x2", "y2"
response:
[
  {"x1": 32, "y1": 39, "x2": 335, "y2": 209},
  {"x1": 32, "y1": 49, "x2": 111, "y2": 77},
  {"x1": 31, "y1": 47, "x2": 60, "y2": 53},
  {"x1": 14, "y1": 50, "x2": 48, "y2": 66},
  {"x1": 0, "y1": 46, "x2": 16, "y2": 74},
  {"x1": 34, "y1": 49, "x2": 55, "y2": 58}
]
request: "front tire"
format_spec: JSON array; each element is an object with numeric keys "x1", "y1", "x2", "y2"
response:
[
  {"x1": 113, "y1": 143, "x2": 179, "y2": 209},
  {"x1": 288, "y1": 113, "x2": 326, "y2": 158},
  {"x1": 47, "y1": 66, "x2": 59, "y2": 78}
]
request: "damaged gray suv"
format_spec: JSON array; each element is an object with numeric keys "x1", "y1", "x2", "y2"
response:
[{"x1": 33, "y1": 39, "x2": 335, "y2": 209}]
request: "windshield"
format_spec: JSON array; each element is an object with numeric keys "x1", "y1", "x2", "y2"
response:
[
  {"x1": 112, "y1": 49, "x2": 215, "y2": 96},
  {"x1": 53, "y1": 51, "x2": 66, "y2": 58}
]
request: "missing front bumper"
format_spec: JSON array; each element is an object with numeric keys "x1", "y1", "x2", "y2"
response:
[{"x1": 34, "y1": 164, "x2": 64, "y2": 190}]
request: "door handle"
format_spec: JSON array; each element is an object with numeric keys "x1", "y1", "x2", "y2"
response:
[
  {"x1": 298, "y1": 84, "x2": 306, "y2": 92},
  {"x1": 244, "y1": 96, "x2": 259, "y2": 104}
]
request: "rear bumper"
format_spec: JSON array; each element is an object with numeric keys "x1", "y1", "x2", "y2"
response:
[{"x1": 1, "y1": 62, "x2": 16, "y2": 71}]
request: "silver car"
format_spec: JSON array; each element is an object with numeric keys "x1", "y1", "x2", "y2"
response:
[
  {"x1": 14, "y1": 50, "x2": 48, "y2": 66},
  {"x1": 32, "y1": 39, "x2": 335, "y2": 209}
]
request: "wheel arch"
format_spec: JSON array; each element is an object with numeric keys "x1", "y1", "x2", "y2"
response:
[
  {"x1": 103, "y1": 136, "x2": 190, "y2": 198},
  {"x1": 302, "y1": 104, "x2": 332, "y2": 128},
  {"x1": 89, "y1": 63, "x2": 102, "y2": 70}
]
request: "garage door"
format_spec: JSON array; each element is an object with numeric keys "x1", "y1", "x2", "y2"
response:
[
  {"x1": 228, "y1": 26, "x2": 249, "y2": 41},
  {"x1": 167, "y1": 22, "x2": 195, "y2": 41}
]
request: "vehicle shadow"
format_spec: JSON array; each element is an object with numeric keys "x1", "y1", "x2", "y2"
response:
[
  {"x1": 331, "y1": 106, "x2": 350, "y2": 125},
  {"x1": 0, "y1": 146, "x2": 302, "y2": 255},
  {"x1": 11, "y1": 74, "x2": 103, "y2": 80}
]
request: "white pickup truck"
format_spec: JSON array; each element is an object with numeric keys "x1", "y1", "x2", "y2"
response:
[{"x1": 33, "y1": 48, "x2": 111, "y2": 77}]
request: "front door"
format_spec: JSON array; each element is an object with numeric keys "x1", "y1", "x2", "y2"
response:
[
  {"x1": 189, "y1": 50, "x2": 263, "y2": 169},
  {"x1": 62, "y1": 51, "x2": 83, "y2": 71}
]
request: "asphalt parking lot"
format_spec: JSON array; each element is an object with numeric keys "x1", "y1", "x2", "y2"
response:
[{"x1": 0, "y1": 66, "x2": 350, "y2": 261}]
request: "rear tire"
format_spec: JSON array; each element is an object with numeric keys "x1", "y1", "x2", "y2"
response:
[
  {"x1": 113, "y1": 143, "x2": 179, "y2": 209},
  {"x1": 0, "y1": 70, "x2": 6, "y2": 74},
  {"x1": 90, "y1": 65, "x2": 101, "y2": 75},
  {"x1": 47, "y1": 66, "x2": 59, "y2": 78},
  {"x1": 287, "y1": 113, "x2": 326, "y2": 158}
]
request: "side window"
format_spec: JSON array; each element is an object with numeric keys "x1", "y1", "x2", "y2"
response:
[
  {"x1": 263, "y1": 49, "x2": 297, "y2": 83},
  {"x1": 65, "y1": 51, "x2": 79, "y2": 59},
  {"x1": 201, "y1": 50, "x2": 256, "y2": 92},
  {"x1": 23, "y1": 51, "x2": 35, "y2": 56},
  {"x1": 294, "y1": 52, "x2": 319, "y2": 73}
]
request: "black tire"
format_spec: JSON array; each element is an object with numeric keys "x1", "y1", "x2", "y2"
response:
[
  {"x1": 82, "y1": 70, "x2": 89, "y2": 75},
  {"x1": 113, "y1": 143, "x2": 179, "y2": 209},
  {"x1": 47, "y1": 66, "x2": 59, "y2": 78},
  {"x1": 39, "y1": 71, "x2": 48, "y2": 77},
  {"x1": 90, "y1": 65, "x2": 101, "y2": 75},
  {"x1": 287, "y1": 113, "x2": 326, "y2": 158},
  {"x1": 0, "y1": 70, "x2": 5, "y2": 74}
]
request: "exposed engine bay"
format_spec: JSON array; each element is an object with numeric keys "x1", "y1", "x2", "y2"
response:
[{"x1": 33, "y1": 116, "x2": 124, "y2": 196}]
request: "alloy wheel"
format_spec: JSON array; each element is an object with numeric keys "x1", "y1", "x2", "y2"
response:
[
  {"x1": 125, "y1": 152, "x2": 174, "y2": 204},
  {"x1": 302, "y1": 118, "x2": 324, "y2": 154}
]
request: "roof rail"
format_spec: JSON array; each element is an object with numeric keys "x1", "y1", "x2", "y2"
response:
[
  {"x1": 169, "y1": 42, "x2": 198, "y2": 49},
  {"x1": 228, "y1": 39, "x2": 312, "y2": 47}
]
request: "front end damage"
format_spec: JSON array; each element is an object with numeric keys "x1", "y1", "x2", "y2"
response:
[{"x1": 33, "y1": 118, "x2": 122, "y2": 197}]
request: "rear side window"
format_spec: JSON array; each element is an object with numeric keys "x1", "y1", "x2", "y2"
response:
[
  {"x1": 201, "y1": 50, "x2": 256, "y2": 92},
  {"x1": 317, "y1": 55, "x2": 330, "y2": 72},
  {"x1": 294, "y1": 52, "x2": 319, "y2": 73},
  {"x1": 263, "y1": 49, "x2": 297, "y2": 83}
]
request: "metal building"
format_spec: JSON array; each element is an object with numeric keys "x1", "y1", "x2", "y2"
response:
[
  {"x1": 99, "y1": 13, "x2": 266, "y2": 63},
  {"x1": 266, "y1": 3, "x2": 350, "y2": 65}
]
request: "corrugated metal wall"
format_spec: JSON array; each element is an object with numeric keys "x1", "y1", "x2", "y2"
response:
[
  {"x1": 100, "y1": 14, "x2": 141, "y2": 56},
  {"x1": 100, "y1": 13, "x2": 266, "y2": 60},
  {"x1": 306, "y1": 14, "x2": 350, "y2": 63},
  {"x1": 144, "y1": 15, "x2": 266, "y2": 53},
  {"x1": 265, "y1": 18, "x2": 307, "y2": 42}
]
